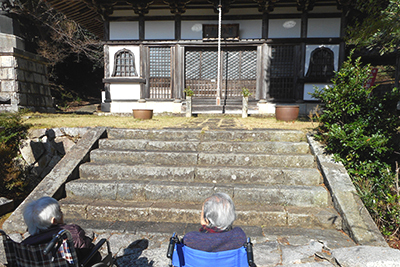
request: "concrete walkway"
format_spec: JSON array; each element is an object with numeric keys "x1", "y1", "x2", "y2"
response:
[{"x1": 2, "y1": 116, "x2": 400, "y2": 267}]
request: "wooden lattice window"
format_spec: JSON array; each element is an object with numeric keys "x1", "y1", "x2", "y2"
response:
[
  {"x1": 112, "y1": 49, "x2": 138, "y2": 77},
  {"x1": 306, "y1": 47, "x2": 334, "y2": 79},
  {"x1": 269, "y1": 45, "x2": 296, "y2": 100},
  {"x1": 149, "y1": 47, "x2": 171, "y2": 99}
]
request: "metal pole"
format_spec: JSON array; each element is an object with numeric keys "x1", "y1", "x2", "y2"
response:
[{"x1": 216, "y1": 0, "x2": 222, "y2": 105}]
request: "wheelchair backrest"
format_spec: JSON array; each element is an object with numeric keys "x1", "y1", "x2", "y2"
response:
[
  {"x1": 0, "y1": 230, "x2": 78, "y2": 267},
  {"x1": 172, "y1": 243, "x2": 249, "y2": 267}
]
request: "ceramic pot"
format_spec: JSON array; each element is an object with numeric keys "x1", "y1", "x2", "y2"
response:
[
  {"x1": 133, "y1": 109, "x2": 153, "y2": 120},
  {"x1": 275, "y1": 105, "x2": 299, "y2": 121}
]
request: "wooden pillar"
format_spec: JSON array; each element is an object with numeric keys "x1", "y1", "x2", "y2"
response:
[
  {"x1": 139, "y1": 14, "x2": 145, "y2": 41},
  {"x1": 103, "y1": 45, "x2": 111, "y2": 102},
  {"x1": 173, "y1": 44, "x2": 184, "y2": 99},
  {"x1": 256, "y1": 45, "x2": 264, "y2": 100},
  {"x1": 104, "y1": 83, "x2": 111, "y2": 103},
  {"x1": 141, "y1": 45, "x2": 150, "y2": 99},
  {"x1": 175, "y1": 14, "x2": 181, "y2": 40},
  {"x1": 262, "y1": 12, "x2": 268, "y2": 40},
  {"x1": 262, "y1": 44, "x2": 271, "y2": 100},
  {"x1": 103, "y1": 21, "x2": 110, "y2": 41}
]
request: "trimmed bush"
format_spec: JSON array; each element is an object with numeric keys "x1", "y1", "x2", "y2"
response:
[{"x1": 311, "y1": 52, "x2": 400, "y2": 238}]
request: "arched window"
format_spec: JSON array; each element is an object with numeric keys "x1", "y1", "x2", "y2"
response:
[
  {"x1": 306, "y1": 47, "x2": 334, "y2": 80},
  {"x1": 112, "y1": 49, "x2": 138, "y2": 77}
]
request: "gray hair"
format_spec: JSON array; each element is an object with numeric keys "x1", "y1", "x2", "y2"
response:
[
  {"x1": 202, "y1": 192, "x2": 236, "y2": 230},
  {"x1": 23, "y1": 196, "x2": 63, "y2": 235}
]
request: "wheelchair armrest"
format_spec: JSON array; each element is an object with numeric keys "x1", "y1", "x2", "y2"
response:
[{"x1": 81, "y1": 238, "x2": 113, "y2": 267}]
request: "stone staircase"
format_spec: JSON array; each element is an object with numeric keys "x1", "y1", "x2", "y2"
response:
[
  {"x1": 59, "y1": 128, "x2": 342, "y2": 238},
  {"x1": 191, "y1": 97, "x2": 258, "y2": 114}
]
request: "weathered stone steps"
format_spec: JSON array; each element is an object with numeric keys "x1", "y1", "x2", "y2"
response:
[
  {"x1": 89, "y1": 150, "x2": 316, "y2": 168},
  {"x1": 98, "y1": 139, "x2": 311, "y2": 154},
  {"x1": 65, "y1": 180, "x2": 329, "y2": 207},
  {"x1": 79, "y1": 163, "x2": 321, "y2": 186},
  {"x1": 106, "y1": 128, "x2": 306, "y2": 142},
  {"x1": 60, "y1": 198, "x2": 341, "y2": 230},
  {"x1": 59, "y1": 128, "x2": 343, "y2": 239}
]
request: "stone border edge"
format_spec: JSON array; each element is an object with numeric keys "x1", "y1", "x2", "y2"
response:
[
  {"x1": 307, "y1": 133, "x2": 388, "y2": 247},
  {"x1": 2, "y1": 127, "x2": 107, "y2": 234}
]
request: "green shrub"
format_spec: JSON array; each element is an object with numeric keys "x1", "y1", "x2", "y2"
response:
[
  {"x1": 0, "y1": 111, "x2": 31, "y2": 202},
  {"x1": 311, "y1": 52, "x2": 400, "y2": 238},
  {"x1": 184, "y1": 86, "x2": 194, "y2": 97}
]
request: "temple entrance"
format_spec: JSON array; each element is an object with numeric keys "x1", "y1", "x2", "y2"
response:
[{"x1": 185, "y1": 47, "x2": 257, "y2": 102}]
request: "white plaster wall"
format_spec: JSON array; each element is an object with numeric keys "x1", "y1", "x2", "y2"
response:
[
  {"x1": 181, "y1": 20, "x2": 262, "y2": 40},
  {"x1": 181, "y1": 21, "x2": 210, "y2": 40},
  {"x1": 110, "y1": 102, "x2": 135, "y2": 113},
  {"x1": 110, "y1": 21, "x2": 139, "y2": 40},
  {"x1": 109, "y1": 84, "x2": 141, "y2": 100},
  {"x1": 237, "y1": 20, "x2": 262, "y2": 39},
  {"x1": 109, "y1": 101, "x2": 178, "y2": 113},
  {"x1": 145, "y1": 21, "x2": 174, "y2": 40},
  {"x1": 107, "y1": 45, "x2": 141, "y2": 77},
  {"x1": 304, "y1": 44, "x2": 339, "y2": 75},
  {"x1": 268, "y1": 19, "x2": 301, "y2": 38},
  {"x1": 307, "y1": 18, "x2": 341, "y2": 38},
  {"x1": 303, "y1": 83, "x2": 333, "y2": 100}
]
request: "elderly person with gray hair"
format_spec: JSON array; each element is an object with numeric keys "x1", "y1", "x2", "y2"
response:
[
  {"x1": 22, "y1": 196, "x2": 101, "y2": 264},
  {"x1": 183, "y1": 192, "x2": 247, "y2": 252}
]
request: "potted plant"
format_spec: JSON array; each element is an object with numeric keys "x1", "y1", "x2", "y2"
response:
[
  {"x1": 184, "y1": 86, "x2": 194, "y2": 117},
  {"x1": 241, "y1": 87, "x2": 251, "y2": 118}
]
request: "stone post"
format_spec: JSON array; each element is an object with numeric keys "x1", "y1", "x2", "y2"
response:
[
  {"x1": 242, "y1": 96, "x2": 248, "y2": 118},
  {"x1": 186, "y1": 96, "x2": 192, "y2": 117}
]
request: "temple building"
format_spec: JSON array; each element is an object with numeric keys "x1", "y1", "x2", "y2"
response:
[{"x1": 43, "y1": 0, "x2": 352, "y2": 115}]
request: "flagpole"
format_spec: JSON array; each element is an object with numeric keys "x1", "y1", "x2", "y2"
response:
[{"x1": 216, "y1": 0, "x2": 222, "y2": 105}]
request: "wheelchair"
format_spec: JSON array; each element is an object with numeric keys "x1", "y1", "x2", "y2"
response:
[
  {"x1": 0, "y1": 229, "x2": 113, "y2": 267},
  {"x1": 166, "y1": 233, "x2": 257, "y2": 267}
]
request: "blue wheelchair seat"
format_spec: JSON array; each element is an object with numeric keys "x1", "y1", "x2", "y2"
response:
[{"x1": 167, "y1": 233, "x2": 256, "y2": 267}]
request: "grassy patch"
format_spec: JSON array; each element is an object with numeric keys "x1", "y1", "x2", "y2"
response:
[{"x1": 24, "y1": 112, "x2": 315, "y2": 132}]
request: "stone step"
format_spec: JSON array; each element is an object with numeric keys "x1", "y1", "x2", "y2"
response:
[
  {"x1": 191, "y1": 105, "x2": 258, "y2": 113},
  {"x1": 98, "y1": 139, "x2": 311, "y2": 154},
  {"x1": 106, "y1": 128, "x2": 306, "y2": 142},
  {"x1": 89, "y1": 150, "x2": 316, "y2": 168},
  {"x1": 79, "y1": 163, "x2": 321, "y2": 186},
  {"x1": 65, "y1": 180, "x2": 329, "y2": 207},
  {"x1": 59, "y1": 199, "x2": 341, "y2": 230}
]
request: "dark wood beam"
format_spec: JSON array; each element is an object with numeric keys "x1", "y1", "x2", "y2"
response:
[{"x1": 163, "y1": 0, "x2": 191, "y2": 14}]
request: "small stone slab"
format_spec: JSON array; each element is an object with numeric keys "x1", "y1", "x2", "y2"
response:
[{"x1": 332, "y1": 246, "x2": 400, "y2": 267}]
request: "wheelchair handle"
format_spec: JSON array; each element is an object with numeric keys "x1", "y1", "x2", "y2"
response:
[
  {"x1": 43, "y1": 229, "x2": 70, "y2": 256},
  {"x1": 166, "y1": 233, "x2": 178, "y2": 259},
  {"x1": 245, "y1": 237, "x2": 256, "y2": 267}
]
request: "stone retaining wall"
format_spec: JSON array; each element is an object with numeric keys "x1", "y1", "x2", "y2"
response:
[{"x1": 0, "y1": 33, "x2": 54, "y2": 112}]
